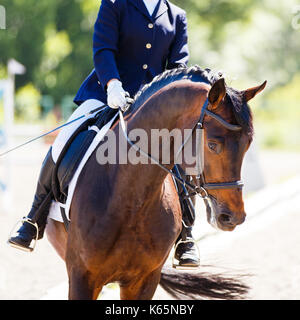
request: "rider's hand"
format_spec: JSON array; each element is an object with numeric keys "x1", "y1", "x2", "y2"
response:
[{"x1": 107, "y1": 79, "x2": 127, "y2": 111}]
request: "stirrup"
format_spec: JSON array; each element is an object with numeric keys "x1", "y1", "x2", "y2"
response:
[
  {"x1": 172, "y1": 239, "x2": 200, "y2": 270},
  {"x1": 7, "y1": 217, "x2": 39, "y2": 253}
]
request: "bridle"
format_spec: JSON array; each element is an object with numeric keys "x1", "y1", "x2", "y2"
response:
[
  {"x1": 192, "y1": 98, "x2": 244, "y2": 197},
  {"x1": 119, "y1": 97, "x2": 244, "y2": 206}
]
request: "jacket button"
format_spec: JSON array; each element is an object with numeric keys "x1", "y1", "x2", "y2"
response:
[
  {"x1": 146, "y1": 43, "x2": 152, "y2": 49},
  {"x1": 143, "y1": 64, "x2": 148, "y2": 70},
  {"x1": 148, "y1": 23, "x2": 154, "y2": 29}
]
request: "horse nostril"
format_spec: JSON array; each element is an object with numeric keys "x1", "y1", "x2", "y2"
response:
[
  {"x1": 218, "y1": 213, "x2": 232, "y2": 224},
  {"x1": 217, "y1": 212, "x2": 246, "y2": 226}
]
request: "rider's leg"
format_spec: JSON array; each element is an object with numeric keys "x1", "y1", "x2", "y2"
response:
[
  {"x1": 173, "y1": 166, "x2": 200, "y2": 267},
  {"x1": 8, "y1": 148, "x2": 55, "y2": 250},
  {"x1": 174, "y1": 193, "x2": 200, "y2": 267},
  {"x1": 8, "y1": 99, "x2": 104, "y2": 251}
]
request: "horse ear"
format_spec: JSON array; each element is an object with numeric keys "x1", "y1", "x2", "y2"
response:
[
  {"x1": 243, "y1": 81, "x2": 267, "y2": 102},
  {"x1": 208, "y1": 78, "x2": 226, "y2": 110}
]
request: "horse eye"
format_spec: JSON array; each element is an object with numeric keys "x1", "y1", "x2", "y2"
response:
[{"x1": 208, "y1": 142, "x2": 218, "y2": 151}]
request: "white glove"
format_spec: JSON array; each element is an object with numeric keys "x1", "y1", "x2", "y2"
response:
[{"x1": 107, "y1": 79, "x2": 127, "y2": 111}]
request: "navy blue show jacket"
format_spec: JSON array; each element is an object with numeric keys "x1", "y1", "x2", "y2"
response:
[{"x1": 74, "y1": 0, "x2": 189, "y2": 105}]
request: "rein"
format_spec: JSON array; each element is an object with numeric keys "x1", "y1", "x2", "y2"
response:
[
  {"x1": 0, "y1": 105, "x2": 107, "y2": 157},
  {"x1": 118, "y1": 108, "x2": 201, "y2": 195},
  {"x1": 119, "y1": 97, "x2": 244, "y2": 204}
]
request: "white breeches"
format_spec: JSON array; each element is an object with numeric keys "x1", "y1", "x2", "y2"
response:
[{"x1": 51, "y1": 99, "x2": 105, "y2": 163}]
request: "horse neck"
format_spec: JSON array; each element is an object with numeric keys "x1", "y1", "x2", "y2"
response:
[
  {"x1": 117, "y1": 82, "x2": 209, "y2": 198},
  {"x1": 127, "y1": 82, "x2": 209, "y2": 145}
]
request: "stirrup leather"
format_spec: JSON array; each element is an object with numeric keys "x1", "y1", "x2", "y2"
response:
[{"x1": 8, "y1": 217, "x2": 39, "y2": 252}]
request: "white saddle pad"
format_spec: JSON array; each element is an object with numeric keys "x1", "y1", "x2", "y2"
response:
[{"x1": 48, "y1": 112, "x2": 119, "y2": 223}]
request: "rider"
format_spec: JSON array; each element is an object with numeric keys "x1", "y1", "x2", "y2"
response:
[{"x1": 8, "y1": 0, "x2": 200, "y2": 267}]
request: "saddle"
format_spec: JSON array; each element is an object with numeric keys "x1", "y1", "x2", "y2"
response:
[{"x1": 51, "y1": 107, "x2": 118, "y2": 226}]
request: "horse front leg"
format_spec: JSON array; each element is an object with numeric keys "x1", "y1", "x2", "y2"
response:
[
  {"x1": 46, "y1": 219, "x2": 102, "y2": 300},
  {"x1": 65, "y1": 240, "x2": 103, "y2": 300},
  {"x1": 120, "y1": 268, "x2": 162, "y2": 300},
  {"x1": 67, "y1": 266, "x2": 102, "y2": 300}
]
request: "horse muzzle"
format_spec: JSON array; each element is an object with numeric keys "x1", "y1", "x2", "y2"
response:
[
  {"x1": 206, "y1": 197, "x2": 246, "y2": 231},
  {"x1": 214, "y1": 210, "x2": 246, "y2": 231}
]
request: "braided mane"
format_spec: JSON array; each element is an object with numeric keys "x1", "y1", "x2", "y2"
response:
[{"x1": 130, "y1": 65, "x2": 253, "y2": 137}]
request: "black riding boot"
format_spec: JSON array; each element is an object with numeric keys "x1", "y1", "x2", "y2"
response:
[
  {"x1": 175, "y1": 227, "x2": 200, "y2": 267},
  {"x1": 173, "y1": 166, "x2": 200, "y2": 267},
  {"x1": 174, "y1": 199, "x2": 200, "y2": 267},
  {"x1": 8, "y1": 148, "x2": 55, "y2": 251}
]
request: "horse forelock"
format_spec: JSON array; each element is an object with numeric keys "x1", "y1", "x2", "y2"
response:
[
  {"x1": 224, "y1": 86, "x2": 254, "y2": 139},
  {"x1": 207, "y1": 71, "x2": 253, "y2": 139}
]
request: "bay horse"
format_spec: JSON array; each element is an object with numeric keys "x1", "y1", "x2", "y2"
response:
[{"x1": 46, "y1": 67, "x2": 266, "y2": 300}]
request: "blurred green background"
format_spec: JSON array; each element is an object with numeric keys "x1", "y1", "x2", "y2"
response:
[{"x1": 0, "y1": 0, "x2": 299, "y2": 150}]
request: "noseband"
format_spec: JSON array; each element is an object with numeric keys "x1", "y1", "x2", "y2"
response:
[{"x1": 119, "y1": 97, "x2": 244, "y2": 204}]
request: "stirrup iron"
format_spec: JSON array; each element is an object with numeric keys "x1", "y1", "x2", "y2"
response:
[
  {"x1": 7, "y1": 217, "x2": 39, "y2": 252},
  {"x1": 172, "y1": 238, "x2": 200, "y2": 270}
]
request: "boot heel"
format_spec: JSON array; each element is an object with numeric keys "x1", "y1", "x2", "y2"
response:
[{"x1": 8, "y1": 218, "x2": 39, "y2": 252}]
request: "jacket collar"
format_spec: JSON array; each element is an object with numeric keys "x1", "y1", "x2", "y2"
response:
[
  {"x1": 154, "y1": 0, "x2": 168, "y2": 20},
  {"x1": 128, "y1": 0, "x2": 168, "y2": 22}
]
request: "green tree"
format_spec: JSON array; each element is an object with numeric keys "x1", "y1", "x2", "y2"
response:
[{"x1": 0, "y1": 0, "x2": 97, "y2": 104}]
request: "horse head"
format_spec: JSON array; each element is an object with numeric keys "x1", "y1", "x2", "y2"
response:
[{"x1": 195, "y1": 77, "x2": 267, "y2": 231}]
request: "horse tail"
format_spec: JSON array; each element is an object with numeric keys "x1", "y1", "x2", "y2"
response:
[{"x1": 159, "y1": 266, "x2": 249, "y2": 300}]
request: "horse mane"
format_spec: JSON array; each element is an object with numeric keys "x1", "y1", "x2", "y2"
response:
[
  {"x1": 130, "y1": 65, "x2": 212, "y2": 112},
  {"x1": 129, "y1": 65, "x2": 253, "y2": 138}
]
